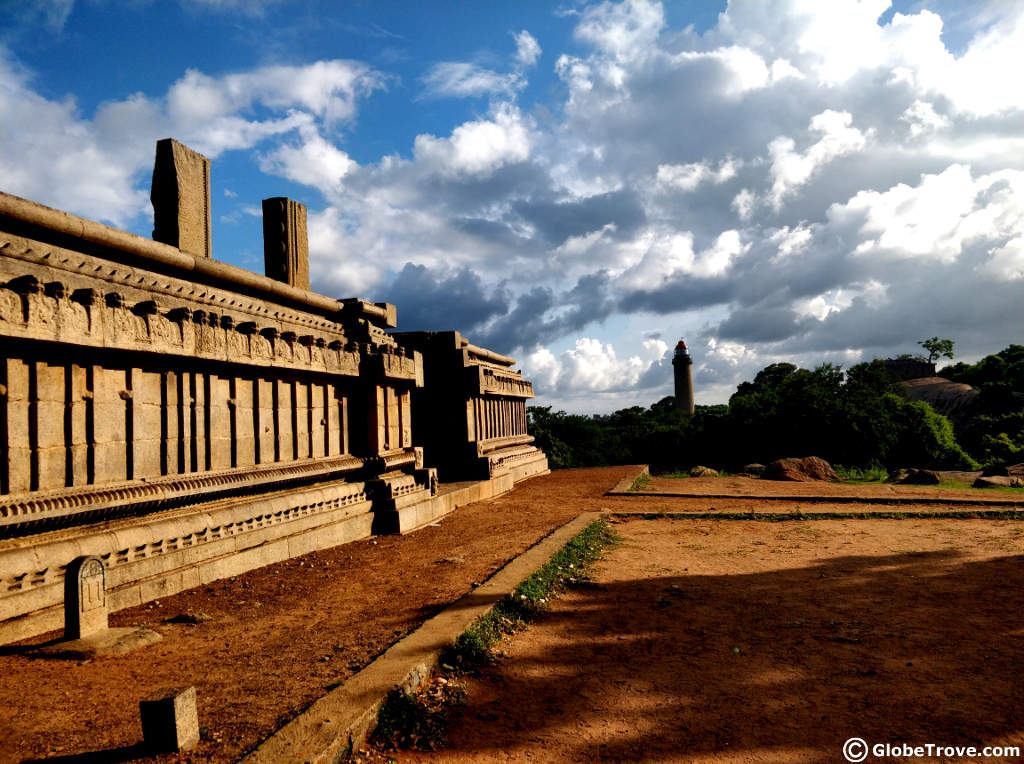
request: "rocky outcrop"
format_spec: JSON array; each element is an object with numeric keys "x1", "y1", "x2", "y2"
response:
[
  {"x1": 689, "y1": 466, "x2": 719, "y2": 477},
  {"x1": 901, "y1": 377, "x2": 980, "y2": 433},
  {"x1": 762, "y1": 457, "x2": 838, "y2": 482}
]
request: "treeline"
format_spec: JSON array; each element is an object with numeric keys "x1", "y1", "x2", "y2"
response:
[
  {"x1": 528, "y1": 346, "x2": 1024, "y2": 472},
  {"x1": 943, "y1": 344, "x2": 1024, "y2": 465}
]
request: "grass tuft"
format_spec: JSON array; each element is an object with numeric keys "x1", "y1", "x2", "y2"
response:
[
  {"x1": 834, "y1": 464, "x2": 889, "y2": 483},
  {"x1": 442, "y1": 517, "x2": 619, "y2": 672},
  {"x1": 628, "y1": 472, "x2": 651, "y2": 491},
  {"x1": 371, "y1": 682, "x2": 467, "y2": 752}
]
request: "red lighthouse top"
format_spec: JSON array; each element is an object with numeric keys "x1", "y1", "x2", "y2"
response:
[{"x1": 675, "y1": 340, "x2": 688, "y2": 351}]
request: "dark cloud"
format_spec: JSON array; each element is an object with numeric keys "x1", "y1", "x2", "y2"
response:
[
  {"x1": 618, "y1": 275, "x2": 736, "y2": 314},
  {"x1": 474, "y1": 270, "x2": 619, "y2": 354},
  {"x1": 511, "y1": 189, "x2": 647, "y2": 247},
  {"x1": 383, "y1": 263, "x2": 510, "y2": 333}
]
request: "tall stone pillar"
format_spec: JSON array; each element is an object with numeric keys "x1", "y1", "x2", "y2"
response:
[
  {"x1": 151, "y1": 139, "x2": 211, "y2": 258},
  {"x1": 262, "y1": 197, "x2": 310, "y2": 291},
  {"x1": 672, "y1": 340, "x2": 695, "y2": 415}
]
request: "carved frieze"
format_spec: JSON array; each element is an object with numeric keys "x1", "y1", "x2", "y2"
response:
[{"x1": 0, "y1": 233, "x2": 373, "y2": 378}]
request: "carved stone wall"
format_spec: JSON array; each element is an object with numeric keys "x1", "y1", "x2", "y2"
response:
[
  {"x1": 393, "y1": 330, "x2": 548, "y2": 482},
  {"x1": 0, "y1": 136, "x2": 546, "y2": 644},
  {"x1": 0, "y1": 200, "x2": 422, "y2": 535}
]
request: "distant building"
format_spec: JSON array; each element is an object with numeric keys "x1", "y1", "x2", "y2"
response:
[{"x1": 672, "y1": 340, "x2": 695, "y2": 415}]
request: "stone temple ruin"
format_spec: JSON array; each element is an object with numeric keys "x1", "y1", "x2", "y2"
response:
[{"x1": 0, "y1": 138, "x2": 548, "y2": 645}]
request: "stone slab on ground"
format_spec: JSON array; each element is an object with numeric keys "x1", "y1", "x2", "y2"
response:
[
  {"x1": 242, "y1": 511, "x2": 602, "y2": 764},
  {"x1": 30, "y1": 626, "x2": 163, "y2": 660}
]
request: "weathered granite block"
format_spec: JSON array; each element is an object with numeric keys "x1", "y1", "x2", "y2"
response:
[
  {"x1": 151, "y1": 138, "x2": 211, "y2": 258},
  {"x1": 140, "y1": 685, "x2": 200, "y2": 752},
  {"x1": 262, "y1": 197, "x2": 310, "y2": 291}
]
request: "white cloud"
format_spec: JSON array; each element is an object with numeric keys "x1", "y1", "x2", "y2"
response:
[
  {"x1": 421, "y1": 62, "x2": 522, "y2": 99},
  {"x1": 0, "y1": 55, "x2": 383, "y2": 225},
  {"x1": 985, "y1": 237, "x2": 1024, "y2": 280},
  {"x1": 167, "y1": 60, "x2": 384, "y2": 128},
  {"x1": 260, "y1": 126, "x2": 357, "y2": 191},
  {"x1": 515, "y1": 30, "x2": 542, "y2": 68},
  {"x1": 523, "y1": 337, "x2": 665, "y2": 397},
  {"x1": 5, "y1": 0, "x2": 1024, "y2": 413},
  {"x1": 618, "y1": 228, "x2": 748, "y2": 289},
  {"x1": 731, "y1": 189, "x2": 756, "y2": 222},
  {"x1": 901, "y1": 100, "x2": 950, "y2": 138},
  {"x1": 574, "y1": 0, "x2": 664, "y2": 61},
  {"x1": 413, "y1": 104, "x2": 532, "y2": 176},
  {"x1": 769, "y1": 225, "x2": 813, "y2": 259},
  {"x1": 657, "y1": 157, "x2": 739, "y2": 192},
  {"x1": 838, "y1": 164, "x2": 1024, "y2": 262},
  {"x1": 769, "y1": 110, "x2": 870, "y2": 209},
  {"x1": 0, "y1": 55, "x2": 149, "y2": 226}
]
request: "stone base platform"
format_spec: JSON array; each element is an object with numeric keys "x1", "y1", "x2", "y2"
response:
[{"x1": 0, "y1": 469, "x2": 541, "y2": 646}]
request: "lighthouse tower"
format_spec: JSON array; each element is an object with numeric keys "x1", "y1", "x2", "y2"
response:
[{"x1": 672, "y1": 339, "x2": 695, "y2": 415}]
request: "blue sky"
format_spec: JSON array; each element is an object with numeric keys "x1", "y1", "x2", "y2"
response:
[{"x1": 2, "y1": 0, "x2": 1023, "y2": 412}]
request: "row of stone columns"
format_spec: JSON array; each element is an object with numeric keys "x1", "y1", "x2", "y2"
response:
[
  {"x1": 473, "y1": 396, "x2": 527, "y2": 443},
  {"x1": 0, "y1": 356, "x2": 353, "y2": 494}
]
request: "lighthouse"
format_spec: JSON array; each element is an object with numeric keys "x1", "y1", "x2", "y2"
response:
[{"x1": 672, "y1": 339, "x2": 695, "y2": 415}]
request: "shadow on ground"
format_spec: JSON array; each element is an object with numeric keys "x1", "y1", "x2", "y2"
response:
[{"x1": 441, "y1": 542, "x2": 1024, "y2": 762}]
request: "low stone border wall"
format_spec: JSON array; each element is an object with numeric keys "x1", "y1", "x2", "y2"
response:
[
  {"x1": 241, "y1": 510, "x2": 602, "y2": 764},
  {"x1": 0, "y1": 464, "x2": 549, "y2": 646},
  {"x1": 606, "y1": 464, "x2": 650, "y2": 495}
]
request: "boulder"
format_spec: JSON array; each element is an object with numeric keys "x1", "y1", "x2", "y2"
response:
[
  {"x1": 973, "y1": 475, "x2": 1024, "y2": 488},
  {"x1": 689, "y1": 466, "x2": 719, "y2": 478},
  {"x1": 762, "y1": 457, "x2": 838, "y2": 482},
  {"x1": 886, "y1": 469, "x2": 910, "y2": 483},
  {"x1": 741, "y1": 463, "x2": 765, "y2": 476},
  {"x1": 899, "y1": 469, "x2": 942, "y2": 485}
]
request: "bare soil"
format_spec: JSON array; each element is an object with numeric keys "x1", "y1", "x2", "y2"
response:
[
  {"x1": 0, "y1": 467, "x2": 635, "y2": 764},
  {"x1": 4, "y1": 468, "x2": 1023, "y2": 763},
  {"x1": 400, "y1": 517, "x2": 1024, "y2": 763}
]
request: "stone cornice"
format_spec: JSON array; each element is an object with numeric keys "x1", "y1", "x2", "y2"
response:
[{"x1": 0, "y1": 233, "x2": 420, "y2": 381}]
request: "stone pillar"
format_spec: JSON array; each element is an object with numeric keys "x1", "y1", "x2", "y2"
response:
[
  {"x1": 64, "y1": 556, "x2": 107, "y2": 640},
  {"x1": 140, "y1": 686, "x2": 200, "y2": 753},
  {"x1": 151, "y1": 139, "x2": 211, "y2": 258},
  {"x1": 262, "y1": 197, "x2": 310, "y2": 291},
  {"x1": 385, "y1": 387, "x2": 399, "y2": 450}
]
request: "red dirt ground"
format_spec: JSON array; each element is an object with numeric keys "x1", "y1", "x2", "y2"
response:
[
  {"x1": 3, "y1": 468, "x2": 1022, "y2": 763},
  {"x1": 400, "y1": 517, "x2": 1024, "y2": 763}
]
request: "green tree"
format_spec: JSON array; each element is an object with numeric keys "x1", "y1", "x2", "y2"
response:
[{"x1": 918, "y1": 337, "x2": 954, "y2": 365}]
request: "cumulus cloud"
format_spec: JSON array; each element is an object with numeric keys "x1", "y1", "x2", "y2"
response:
[
  {"x1": 768, "y1": 110, "x2": 871, "y2": 209},
  {"x1": 0, "y1": 55, "x2": 384, "y2": 225},
  {"x1": 4, "y1": 0, "x2": 1024, "y2": 412},
  {"x1": 522, "y1": 336, "x2": 668, "y2": 400},
  {"x1": 412, "y1": 104, "x2": 533, "y2": 176}
]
